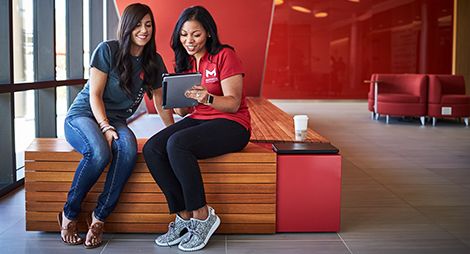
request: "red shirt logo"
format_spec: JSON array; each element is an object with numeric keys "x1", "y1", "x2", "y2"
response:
[
  {"x1": 205, "y1": 68, "x2": 216, "y2": 77},
  {"x1": 204, "y1": 64, "x2": 218, "y2": 83}
]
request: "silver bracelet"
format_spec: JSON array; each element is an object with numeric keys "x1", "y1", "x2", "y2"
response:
[{"x1": 101, "y1": 125, "x2": 116, "y2": 133}]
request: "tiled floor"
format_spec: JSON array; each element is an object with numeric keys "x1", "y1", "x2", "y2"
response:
[{"x1": 1, "y1": 100, "x2": 469, "y2": 253}]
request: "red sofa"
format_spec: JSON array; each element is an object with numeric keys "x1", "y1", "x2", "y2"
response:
[
  {"x1": 428, "y1": 74, "x2": 470, "y2": 126},
  {"x1": 370, "y1": 74, "x2": 428, "y2": 125},
  {"x1": 367, "y1": 74, "x2": 377, "y2": 119}
]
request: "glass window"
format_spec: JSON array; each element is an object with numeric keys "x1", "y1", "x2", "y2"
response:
[
  {"x1": 12, "y1": 0, "x2": 35, "y2": 181},
  {"x1": 13, "y1": 0, "x2": 34, "y2": 83},
  {"x1": 83, "y1": 0, "x2": 90, "y2": 79},
  {"x1": 56, "y1": 0, "x2": 67, "y2": 137},
  {"x1": 56, "y1": 0, "x2": 67, "y2": 81},
  {"x1": 14, "y1": 90, "x2": 36, "y2": 179},
  {"x1": 56, "y1": 86, "x2": 67, "y2": 138}
]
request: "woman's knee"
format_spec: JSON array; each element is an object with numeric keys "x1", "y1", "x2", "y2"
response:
[
  {"x1": 85, "y1": 145, "x2": 111, "y2": 169},
  {"x1": 143, "y1": 137, "x2": 166, "y2": 161},
  {"x1": 166, "y1": 134, "x2": 187, "y2": 155},
  {"x1": 114, "y1": 135, "x2": 137, "y2": 162}
]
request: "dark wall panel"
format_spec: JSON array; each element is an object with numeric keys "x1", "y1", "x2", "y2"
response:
[{"x1": 262, "y1": 0, "x2": 454, "y2": 99}]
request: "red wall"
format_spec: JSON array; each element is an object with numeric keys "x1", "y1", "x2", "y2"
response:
[
  {"x1": 115, "y1": 0, "x2": 453, "y2": 99},
  {"x1": 262, "y1": 0, "x2": 454, "y2": 99},
  {"x1": 115, "y1": 0, "x2": 273, "y2": 96}
]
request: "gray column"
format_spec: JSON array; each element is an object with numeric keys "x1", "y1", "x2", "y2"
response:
[
  {"x1": 33, "y1": 0, "x2": 57, "y2": 138},
  {"x1": 0, "y1": 94, "x2": 15, "y2": 185},
  {"x1": 0, "y1": 0, "x2": 10, "y2": 84},
  {"x1": 0, "y1": 0, "x2": 15, "y2": 185},
  {"x1": 89, "y1": 0, "x2": 104, "y2": 52},
  {"x1": 66, "y1": 0, "x2": 84, "y2": 107},
  {"x1": 105, "y1": 0, "x2": 119, "y2": 40}
]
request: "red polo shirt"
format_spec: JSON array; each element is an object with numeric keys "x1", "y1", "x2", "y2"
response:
[{"x1": 187, "y1": 47, "x2": 251, "y2": 130}]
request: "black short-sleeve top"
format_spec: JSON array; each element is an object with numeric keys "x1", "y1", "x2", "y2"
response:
[{"x1": 67, "y1": 40, "x2": 167, "y2": 122}]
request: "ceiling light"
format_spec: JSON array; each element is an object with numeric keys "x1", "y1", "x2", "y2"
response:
[
  {"x1": 291, "y1": 5, "x2": 312, "y2": 14},
  {"x1": 348, "y1": 0, "x2": 360, "y2": 2},
  {"x1": 275, "y1": 0, "x2": 284, "y2": 6},
  {"x1": 314, "y1": 11, "x2": 328, "y2": 18}
]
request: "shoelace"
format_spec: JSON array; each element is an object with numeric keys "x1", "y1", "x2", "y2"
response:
[{"x1": 184, "y1": 220, "x2": 202, "y2": 247}]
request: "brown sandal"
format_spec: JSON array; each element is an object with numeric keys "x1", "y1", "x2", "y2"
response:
[
  {"x1": 84, "y1": 216, "x2": 104, "y2": 249},
  {"x1": 57, "y1": 212, "x2": 83, "y2": 245}
]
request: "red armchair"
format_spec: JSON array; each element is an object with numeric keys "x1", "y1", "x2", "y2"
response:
[
  {"x1": 372, "y1": 74, "x2": 428, "y2": 125},
  {"x1": 367, "y1": 74, "x2": 377, "y2": 119},
  {"x1": 428, "y1": 75, "x2": 470, "y2": 126}
]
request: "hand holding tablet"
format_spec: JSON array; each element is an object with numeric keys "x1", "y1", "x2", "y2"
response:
[{"x1": 162, "y1": 73, "x2": 202, "y2": 109}]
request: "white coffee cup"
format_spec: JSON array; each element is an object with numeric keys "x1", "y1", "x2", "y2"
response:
[{"x1": 293, "y1": 115, "x2": 309, "y2": 141}]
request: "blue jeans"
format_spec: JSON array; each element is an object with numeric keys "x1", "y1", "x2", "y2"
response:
[{"x1": 63, "y1": 116, "x2": 137, "y2": 221}]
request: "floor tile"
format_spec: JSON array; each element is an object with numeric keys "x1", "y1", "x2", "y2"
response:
[
  {"x1": 427, "y1": 168, "x2": 470, "y2": 185},
  {"x1": 362, "y1": 167, "x2": 454, "y2": 185},
  {"x1": 226, "y1": 240, "x2": 350, "y2": 254},
  {"x1": 345, "y1": 238, "x2": 470, "y2": 254},
  {"x1": 0, "y1": 238, "x2": 106, "y2": 253},
  {"x1": 341, "y1": 183, "x2": 408, "y2": 208},
  {"x1": 0, "y1": 219, "x2": 57, "y2": 240},
  {"x1": 387, "y1": 184, "x2": 470, "y2": 206},
  {"x1": 227, "y1": 233, "x2": 340, "y2": 241},
  {"x1": 102, "y1": 238, "x2": 226, "y2": 254}
]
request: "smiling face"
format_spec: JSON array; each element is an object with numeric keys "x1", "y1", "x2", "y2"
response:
[
  {"x1": 180, "y1": 19, "x2": 208, "y2": 60},
  {"x1": 130, "y1": 14, "x2": 153, "y2": 56}
]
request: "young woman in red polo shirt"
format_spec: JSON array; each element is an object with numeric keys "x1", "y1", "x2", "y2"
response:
[{"x1": 143, "y1": 5, "x2": 251, "y2": 252}]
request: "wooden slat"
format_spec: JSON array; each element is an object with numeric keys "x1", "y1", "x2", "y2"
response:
[
  {"x1": 25, "y1": 182, "x2": 276, "y2": 194},
  {"x1": 26, "y1": 221, "x2": 275, "y2": 234},
  {"x1": 27, "y1": 211, "x2": 275, "y2": 224},
  {"x1": 25, "y1": 139, "x2": 276, "y2": 163},
  {"x1": 26, "y1": 192, "x2": 276, "y2": 204},
  {"x1": 25, "y1": 161, "x2": 276, "y2": 173},
  {"x1": 25, "y1": 171, "x2": 275, "y2": 184},
  {"x1": 26, "y1": 202, "x2": 276, "y2": 214}
]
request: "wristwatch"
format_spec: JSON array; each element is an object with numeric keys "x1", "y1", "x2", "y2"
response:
[{"x1": 205, "y1": 94, "x2": 214, "y2": 105}]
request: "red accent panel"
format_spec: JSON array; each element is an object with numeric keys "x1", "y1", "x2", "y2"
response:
[
  {"x1": 115, "y1": 0, "x2": 273, "y2": 96},
  {"x1": 262, "y1": 0, "x2": 453, "y2": 99},
  {"x1": 276, "y1": 154, "x2": 341, "y2": 232}
]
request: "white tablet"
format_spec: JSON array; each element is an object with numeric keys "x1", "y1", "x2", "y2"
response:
[{"x1": 162, "y1": 73, "x2": 202, "y2": 109}]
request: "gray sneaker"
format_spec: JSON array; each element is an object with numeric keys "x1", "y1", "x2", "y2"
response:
[
  {"x1": 178, "y1": 206, "x2": 221, "y2": 252},
  {"x1": 155, "y1": 214, "x2": 190, "y2": 247}
]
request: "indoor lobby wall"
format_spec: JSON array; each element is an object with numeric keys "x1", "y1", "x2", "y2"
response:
[
  {"x1": 262, "y1": 0, "x2": 454, "y2": 99},
  {"x1": 114, "y1": 0, "x2": 455, "y2": 100}
]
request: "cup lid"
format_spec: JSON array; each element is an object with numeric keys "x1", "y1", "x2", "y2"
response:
[{"x1": 294, "y1": 115, "x2": 308, "y2": 120}]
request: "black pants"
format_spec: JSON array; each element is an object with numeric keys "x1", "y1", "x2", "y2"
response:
[{"x1": 143, "y1": 117, "x2": 250, "y2": 213}]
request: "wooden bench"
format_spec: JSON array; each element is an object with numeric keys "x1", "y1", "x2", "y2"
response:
[
  {"x1": 247, "y1": 97, "x2": 328, "y2": 143},
  {"x1": 25, "y1": 139, "x2": 276, "y2": 233},
  {"x1": 24, "y1": 97, "x2": 335, "y2": 234}
]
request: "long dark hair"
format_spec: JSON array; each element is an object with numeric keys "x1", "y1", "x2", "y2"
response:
[
  {"x1": 116, "y1": 3, "x2": 159, "y2": 98},
  {"x1": 170, "y1": 6, "x2": 233, "y2": 73}
]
